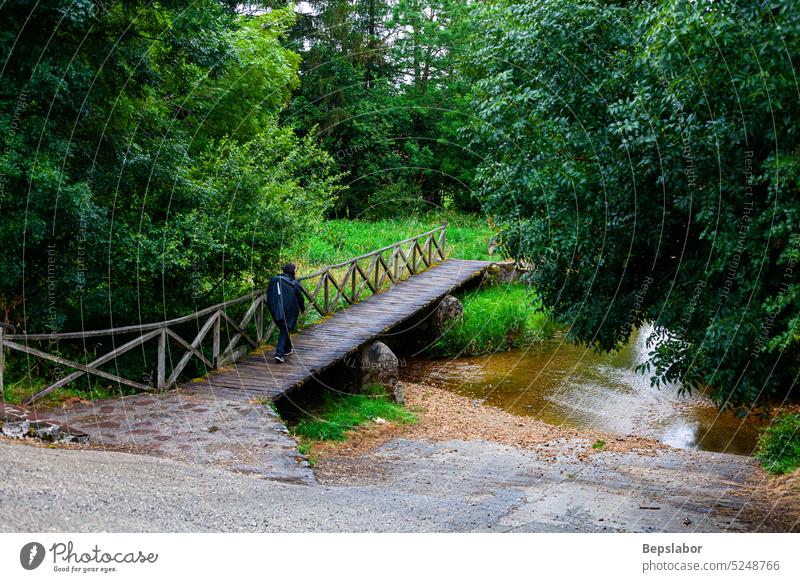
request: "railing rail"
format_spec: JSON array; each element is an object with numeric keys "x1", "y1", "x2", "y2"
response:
[{"x1": 0, "y1": 224, "x2": 447, "y2": 404}]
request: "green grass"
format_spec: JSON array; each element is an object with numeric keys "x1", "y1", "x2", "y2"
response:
[
  {"x1": 296, "y1": 442, "x2": 318, "y2": 467},
  {"x1": 283, "y1": 212, "x2": 498, "y2": 329},
  {"x1": 286, "y1": 212, "x2": 496, "y2": 275},
  {"x1": 432, "y1": 283, "x2": 557, "y2": 356},
  {"x1": 291, "y1": 391, "x2": 417, "y2": 441},
  {"x1": 2, "y1": 377, "x2": 123, "y2": 407},
  {"x1": 592, "y1": 439, "x2": 606, "y2": 450},
  {"x1": 755, "y1": 412, "x2": 800, "y2": 474}
]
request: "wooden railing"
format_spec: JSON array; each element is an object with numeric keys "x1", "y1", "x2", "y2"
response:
[{"x1": 0, "y1": 224, "x2": 447, "y2": 404}]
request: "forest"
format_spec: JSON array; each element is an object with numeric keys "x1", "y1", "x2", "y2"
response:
[{"x1": 1, "y1": 0, "x2": 799, "y2": 413}]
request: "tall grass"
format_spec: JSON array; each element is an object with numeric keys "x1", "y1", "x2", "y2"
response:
[
  {"x1": 432, "y1": 283, "x2": 556, "y2": 356},
  {"x1": 286, "y1": 212, "x2": 495, "y2": 274},
  {"x1": 755, "y1": 412, "x2": 800, "y2": 474}
]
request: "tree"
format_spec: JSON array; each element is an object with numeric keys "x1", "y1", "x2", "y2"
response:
[
  {"x1": 285, "y1": 0, "x2": 480, "y2": 217},
  {"x1": 0, "y1": 1, "x2": 339, "y2": 331},
  {"x1": 468, "y1": 0, "x2": 800, "y2": 410}
]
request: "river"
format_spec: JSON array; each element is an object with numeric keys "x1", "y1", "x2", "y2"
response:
[{"x1": 405, "y1": 325, "x2": 767, "y2": 455}]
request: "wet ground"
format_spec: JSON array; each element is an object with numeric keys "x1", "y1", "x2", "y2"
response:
[
  {"x1": 2, "y1": 377, "x2": 795, "y2": 532},
  {"x1": 405, "y1": 325, "x2": 768, "y2": 455}
]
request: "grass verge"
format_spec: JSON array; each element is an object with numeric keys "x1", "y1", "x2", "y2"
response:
[
  {"x1": 291, "y1": 390, "x2": 417, "y2": 442},
  {"x1": 755, "y1": 412, "x2": 800, "y2": 474},
  {"x1": 2, "y1": 377, "x2": 124, "y2": 408},
  {"x1": 432, "y1": 283, "x2": 556, "y2": 356}
]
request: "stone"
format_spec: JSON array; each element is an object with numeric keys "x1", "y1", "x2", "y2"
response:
[
  {"x1": 0, "y1": 402, "x2": 89, "y2": 443},
  {"x1": 481, "y1": 261, "x2": 523, "y2": 285},
  {"x1": 433, "y1": 294, "x2": 463, "y2": 331},
  {"x1": 1, "y1": 418, "x2": 29, "y2": 439},
  {"x1": 360, "y1": 341, "x2": 404, "y2": 404}
]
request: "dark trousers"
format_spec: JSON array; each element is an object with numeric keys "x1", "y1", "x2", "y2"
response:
[{"x1": 275, "y1": 320, "x2": 293, "y2": 357}]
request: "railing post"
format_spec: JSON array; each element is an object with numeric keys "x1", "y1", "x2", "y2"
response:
[
  {"x1": 0, "y1": 325, "x2": 5, "y2": 398},
  {"x1": 256, "y1": 295, "x2": 264, "y2": 343},
  {"x1": 212, "y1": 311, "x2": 221, "y2": 366},
  {"x1": 439, "y1": 223, "x2": 447, "y2": 260},
  {"x1": 324, "y1": 271, "x2": 330, "y2": 314},
  {"x1": 157, "y1": 328, "x2": 167, "y2": 390},
  {"x1": 351, "y1": 265, "x2": 356, "y2": 301}
]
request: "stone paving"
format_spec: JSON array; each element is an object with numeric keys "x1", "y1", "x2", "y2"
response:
[
  {"x1": 0, "y1": 402, "x2": 89, "y2": 443},
  {"x1": 57, "y1": 387, "x2": 313, "y2": 484}
]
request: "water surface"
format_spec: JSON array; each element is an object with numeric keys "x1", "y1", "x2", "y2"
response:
[{"x1": 406, "y1": 326, "x2": 767, "y2": 455}]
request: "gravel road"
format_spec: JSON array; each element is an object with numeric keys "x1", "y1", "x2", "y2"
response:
[{"x1": 1, "y1": 437, "x2": 792, "y2": 532}]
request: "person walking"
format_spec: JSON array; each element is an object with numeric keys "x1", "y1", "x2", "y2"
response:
[{"x1": 266, "y1": 263, "x2": 305, "y2": 363}]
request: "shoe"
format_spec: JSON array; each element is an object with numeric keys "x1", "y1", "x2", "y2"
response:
[
  {"x1": 285, "y1": 349, "x2": 295, "y2": 355},
  {"x1": 274, "y1": 355, "x2": 285, "y2": 363}
]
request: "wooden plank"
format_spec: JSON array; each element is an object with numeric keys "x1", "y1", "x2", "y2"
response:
[
  {"x1": 219, "y1": 311, "x2": 258, "y2": 350},
  {"x1": 181, "y1": 258, "x2": 492, "y2": 399}
]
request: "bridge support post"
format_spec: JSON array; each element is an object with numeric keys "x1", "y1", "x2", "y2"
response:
[{"x1": 256, "y1": 297, "x2": 264, "y2": 343}]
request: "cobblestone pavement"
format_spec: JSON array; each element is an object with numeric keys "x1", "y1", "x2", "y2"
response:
[
  {"x1": 0, "y1": 402, "x2": 88, "y2": 443},
  {"x1": 56, "y1": 388, "x2": 313, "y2": 484}
]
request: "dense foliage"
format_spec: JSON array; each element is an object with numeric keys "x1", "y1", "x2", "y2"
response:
[
  {"x1": 468, "y1": 0, "x2": 800, "y2": 409},
  {"x1": 285, "y1": 0, "x2": 480, "y2": 217},
  {"x1": 0, "y1": 1, "x2": 339, "y2": 331},
  {"x1": 2, "y1": 0, "x2": 798, "y2": 412},
  {"x1": 756, "y1": 412, "x2": 800, "y2": 474}
]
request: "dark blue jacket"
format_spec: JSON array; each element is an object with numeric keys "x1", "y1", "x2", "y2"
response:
[{"x1": 266, "y1": 274, "x2": 305, "y2": 330}]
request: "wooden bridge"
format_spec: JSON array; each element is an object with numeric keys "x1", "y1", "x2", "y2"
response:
[{"x1": 0, "y1": 225, "x2": 494, "y2": 405}]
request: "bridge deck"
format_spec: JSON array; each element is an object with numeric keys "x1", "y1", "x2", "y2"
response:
[{"x1": 185, "y1": 259, "x2": 493, "y2": 401}]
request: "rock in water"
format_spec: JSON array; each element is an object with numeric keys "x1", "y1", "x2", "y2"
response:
[{"x1": 360, "y1": 341, "x2": 404, "y2": 404}]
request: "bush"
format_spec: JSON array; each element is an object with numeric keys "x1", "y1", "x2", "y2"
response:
[
  {"x1": 755, "y1": 413, "x2": 800, "y2": 474},
  {"x1": 432, "y1": 283, "x2": 555, "y2": 356}
]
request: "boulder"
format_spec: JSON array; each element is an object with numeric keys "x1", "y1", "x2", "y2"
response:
[
  {"x1": 360, "y1": 341, "x2": 404, "y2": 404},
  {"x1": 433, "y1": 294, "x2": 464, "y2": 334},
  {"x1": 481, "y1": 261, "x2": 522, "y2": 285}
]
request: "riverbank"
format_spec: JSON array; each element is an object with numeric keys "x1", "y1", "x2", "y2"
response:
[{"x1": 307, "y1": 382, "x2": 667, "y2": 478}]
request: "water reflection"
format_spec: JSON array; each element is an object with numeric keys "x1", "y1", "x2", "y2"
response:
[{"x1": 406, "y1": 325, "x2": 766, "y2": 455}]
